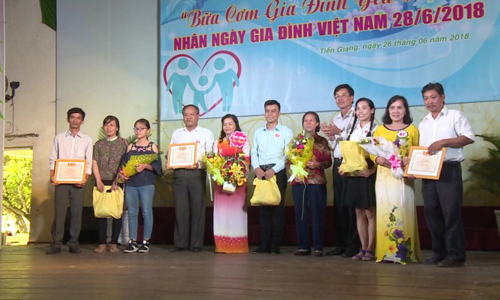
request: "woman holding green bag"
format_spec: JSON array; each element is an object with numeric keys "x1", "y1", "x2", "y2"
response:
[{"x1": 119, "y1": 119, "x2": 162, "y2": 253}]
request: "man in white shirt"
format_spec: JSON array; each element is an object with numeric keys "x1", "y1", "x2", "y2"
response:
[
  {"x1": 47, "y1": 107, "x2": 93, "y2": 254},
  {"x1": 418, "y1": 82, "x2": 474, "y2": 268},
  {"x1": 321, "y1": 84, "x2": 360, "y2": 257},
  {"x1": 169, "y1": 104, "x2": 214, "y2": 252}
]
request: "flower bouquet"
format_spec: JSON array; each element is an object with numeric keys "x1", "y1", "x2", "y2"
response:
[
  {"x1": 358, "y1": 130, "x2": 409, "y2": 179},
  {"x1": 203, "y1": 151, "x2": 225, "y2": 185},
  {"x1": 286, "y1": 130, "x2": 315, "y2": 182},
  {"x1": 118, "y1": 153, "x2": 158, "y2": 183},
  {"x1": 203, "y1": 151, "x2": 249, "y2": 194},
  {"x1": 220, "y1": 153, "x2": 249, "y2": 193}
]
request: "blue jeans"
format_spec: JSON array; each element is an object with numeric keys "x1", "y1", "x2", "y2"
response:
[
  {"x1": 126, "y1": 185, "x2": 155, "y2": 240},
  {"x1": 292, "y1": 184, "x2": 327, "y2": 251}
]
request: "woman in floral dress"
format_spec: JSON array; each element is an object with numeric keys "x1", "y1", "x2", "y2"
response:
[{"x1": 373, "y1": 96, "x2": 421, "y2": 264}]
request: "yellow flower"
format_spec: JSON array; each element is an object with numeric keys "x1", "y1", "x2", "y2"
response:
[{"x1": 387, "y1": 241, "x2": 397, "y2": 255}]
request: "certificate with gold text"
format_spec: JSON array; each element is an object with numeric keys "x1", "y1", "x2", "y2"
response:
[
  {"x1": 167, "y1": 143, "x2": 197, "y2": 169},
  {"x1": 54, "y1": 159, "x2": 87, "y2": 184},
  {"x1": 404, "y1": 147, "x2": 447, "y2": 180}
]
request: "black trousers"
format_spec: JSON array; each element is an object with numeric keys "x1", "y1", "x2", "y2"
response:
[
  {"x1": 332, "y1": 160, "x2": 360, "y2": 251},
  {"x1": 258, "y1": 167, "x2": 287, "y2": 251},
  {"x1": 422, "y1": 162, "x2": 466, "y2": 261},
  {"x1": 97, "y1": 217, "x2": 122, "y2": 245}
]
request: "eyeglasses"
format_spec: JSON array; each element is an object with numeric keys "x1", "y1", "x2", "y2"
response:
[
  {"x1": 334, "y1": 93, "x2": 350, "y2": 99},
  {"x1": 133, "y1": 127, "x2": 147, "y2": 131}
]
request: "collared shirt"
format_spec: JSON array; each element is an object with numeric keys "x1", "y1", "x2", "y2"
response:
[
  {"x1": 418, "y1": 106, "x2": 474, "y2": 162},
  {"x1": 251, "y1": 123, "x2": 293, "y2": 173},
  {"x1": 50, "y1": 130, "x2": 93, "y2": 174},
  {"x1": 348, "y1": 120, "x2": 378, "y2": 141},
  {"x1": 329, "y1": 107, "x2": 355, "y2": 159},
  {"x1": 170, "y1": 125, "x2": 215, "y2": 163}
]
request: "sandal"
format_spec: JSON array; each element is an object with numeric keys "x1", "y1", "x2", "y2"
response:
[
  {"x1": 351, "y1": 250, "x2": 366, "y2": 261},
  {"x1": 362, "y1": 250, "x2": 375, "y2": 261}
]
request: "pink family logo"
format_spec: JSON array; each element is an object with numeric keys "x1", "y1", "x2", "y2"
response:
[
  {"x1": 164, "y1": 50, "x2": 242, "y2": 117},
  {"x1": 229, "y1": 131, "x2": 247, "y2": 148}
]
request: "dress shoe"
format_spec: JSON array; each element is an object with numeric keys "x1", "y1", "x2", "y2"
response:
[
  {"x1": 325, "y1": 247, "x2": 345, "y2": 256},
  {"x1": 423, "y1": 256, "x2": 444, "y2": 265},
  {"x1": 342, "y1": 248, "x2": 359, "y2": 258},
  {"x1": 46, "y1": 245, "x2": 62, "y2": 255},
  {"x1": 437, "y1": 257, "x2": 465, "y2": 268},
  {"x1": 69, "y1": 245, "x2": 82, "y2": 254},
  {"x1": 294, "y1": 249, "x2": 311, "y2": 256},
  {"x1": 191, "y1": 247, "x2": 203, "y2": 253},
  {"x1": 169, "y1": 247, "x2": 186, "y2": 252},
  {"x1": 252, "y1": 247, "x2": 270, "y2": 254}
]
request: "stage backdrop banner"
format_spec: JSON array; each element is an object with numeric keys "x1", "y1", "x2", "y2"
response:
[{"x1": 160, "y1": 0, "x2": 500, "y2": 120}]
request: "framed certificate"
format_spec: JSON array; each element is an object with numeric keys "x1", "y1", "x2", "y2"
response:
[
  {"x1": 404, "y1": 147, "x2": 447, "y2": 180},
  {"x1": 167, "y1": 142, "x2": 197, "y2": 169},
  {"x1": 53, "y1": 159, "x2": 87, "y2": 184}
]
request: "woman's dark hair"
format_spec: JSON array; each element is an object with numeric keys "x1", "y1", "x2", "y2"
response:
[
  {"x1": 381, "y1": 95, "x2": 413, "y2": 125},
  {"x1": 218, "y1": 114, "x2": 242, "y2": 143},
  {"x1": 134, "y1": 118, "x2": 151, "y2": 129},
  {"x1": 347, "y1": 98, "x2": 375, "y2": 140},
  {"x1": 103, "y1": 115, "x2": 120, "y2": 135},
  {"x1": 302, "y1": 111, "x2": 321, "y2": 133}
]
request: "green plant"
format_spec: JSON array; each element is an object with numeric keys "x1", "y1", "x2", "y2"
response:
[
  {"x1": 2, "y1": 153, "x2": 32, "y2": 233},
  {"x1": 466, "y1": 134, "x2": 500, "y2": 202}
]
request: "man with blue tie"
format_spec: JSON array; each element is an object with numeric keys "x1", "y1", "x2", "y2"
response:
[{"x1": 251, "y1": 100, "x2": 293, "y2": 254}]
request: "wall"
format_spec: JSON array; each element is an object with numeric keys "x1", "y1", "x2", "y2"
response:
[{"x1": 4, "y1": 0, "x2": 56, "y2": 242}]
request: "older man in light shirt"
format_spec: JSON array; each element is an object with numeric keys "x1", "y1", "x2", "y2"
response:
[
  {"x1": 419, "y1": 82, "x2": 474, "y2": 268},
  {"x1": 321, "y1": 84, "x2": 360, "y2": 258},
  {"x1": 47, "y1": 107, "x2": 93, "y2": 255},
  {"x1": 169, "y1": 104, "x2": 214, "y2": 253}
]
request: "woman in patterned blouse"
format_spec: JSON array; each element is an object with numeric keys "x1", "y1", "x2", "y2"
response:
[
  {"x1": 93, "y1": 116, "x2": 128, "y2": 253},
  {"x1": 291, "y1": 111, "x2": 332, "y2": 257}
]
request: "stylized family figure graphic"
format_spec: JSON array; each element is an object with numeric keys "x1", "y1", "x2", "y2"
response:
[{"x1": 166, "y1": 57, "x2": 240, "y2": 114}]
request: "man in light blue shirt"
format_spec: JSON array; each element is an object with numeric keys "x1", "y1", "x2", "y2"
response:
[{"x1": 251, "y1": 100, "x2": 293, "y2": 254}]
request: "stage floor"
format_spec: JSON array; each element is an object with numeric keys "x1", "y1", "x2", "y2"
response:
[{"x1": 1, "y1": 245, "x2": 499, "y2": 300}]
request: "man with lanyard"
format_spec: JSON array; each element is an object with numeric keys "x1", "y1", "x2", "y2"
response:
[
  {"x1": 321, "y1": 84, "x2": 361, "y2": 257},
  {"x1": 47, "y1": 107, "x2": 92, "y2": 254},
  {"x1": 419, "y1": 82, "x2": 474, "y2": 268},
  {"x1": 169, "y1": 104, "x2": 215, "y2": 253},
  {"x1": 251, "y1": 100, "x2": 293, "y2": 254}
]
